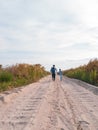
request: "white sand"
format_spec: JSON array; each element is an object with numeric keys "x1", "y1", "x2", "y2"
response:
[{"x1": 0, "y1": 75, "x2": 98, "y2": 130}]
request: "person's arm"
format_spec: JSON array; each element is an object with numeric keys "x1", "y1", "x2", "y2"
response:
[
  {"x1": 55, "y1": 68, "x2": 57, "y2": 74},
  {"x1": 50, "y1": 67, "x2": 52, "y2": 73}
]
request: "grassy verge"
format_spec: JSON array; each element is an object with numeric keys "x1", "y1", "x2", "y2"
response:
[
  {"x1": 63, "y1": 58, "x2": 98, "y2": 86},
  {"x1": 0, "y1": 64, "x2": 49, "y2": 92}
]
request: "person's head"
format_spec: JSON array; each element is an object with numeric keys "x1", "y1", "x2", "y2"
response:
[
  {"x1": 53, "y1": 65, "x2": 55, "y2": 67},
  {"x1": 59, "y1": 69, "x2": 61, "y2": 71}
]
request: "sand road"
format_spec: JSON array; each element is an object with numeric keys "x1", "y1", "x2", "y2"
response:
[{"x1": 0, "y1": 75, "x2": 98, "y2": 130}]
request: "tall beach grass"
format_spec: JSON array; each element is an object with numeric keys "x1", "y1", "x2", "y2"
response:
[
  {"x1": 63, "y1": 58, "x2": 98, "y2": 86},
  {"x1": 0, "y1": 63, "x2": 49, "y2": 92}
]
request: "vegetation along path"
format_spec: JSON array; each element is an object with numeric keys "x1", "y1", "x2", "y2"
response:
[{"x1": 0, "y1": 75, "x2": 98, "y2": 130}]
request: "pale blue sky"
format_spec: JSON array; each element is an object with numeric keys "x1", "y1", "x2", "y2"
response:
[{"x1": 0, "y1": 0, "x2": 98, "y2": 70}]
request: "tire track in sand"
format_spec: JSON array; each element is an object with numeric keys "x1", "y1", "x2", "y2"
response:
[{"x1": 0, "y1": 77, "x2": 50, "y2": 130}]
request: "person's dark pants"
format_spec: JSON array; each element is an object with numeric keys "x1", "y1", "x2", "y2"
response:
[{"x1": 52, "y1": 73, "x2": 55, "y2": 81}]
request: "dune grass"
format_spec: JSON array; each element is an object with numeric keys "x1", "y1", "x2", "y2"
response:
[
  {"x1": 63, "y1": 58, "x2": 98, "y2": 86},
  {"x1": 0, "y1": 64, "x2": 49, "y2": 92}
]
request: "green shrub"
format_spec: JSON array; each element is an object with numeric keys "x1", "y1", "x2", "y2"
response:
[{"x1": 0, "y1": 71, "x2": 13, "y2": 82}]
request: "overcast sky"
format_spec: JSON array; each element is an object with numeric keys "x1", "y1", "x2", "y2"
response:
[{"x1": 0, "y1": 0, "x2": 98, "y2": 70}]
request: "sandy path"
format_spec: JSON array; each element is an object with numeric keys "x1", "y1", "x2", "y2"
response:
[{"x1": 0, "y1": 76, "x2": 98, "y2": 130}]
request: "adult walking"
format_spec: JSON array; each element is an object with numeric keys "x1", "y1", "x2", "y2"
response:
[{"x1": 50, "y1": 65, "x2": 57, "y2": 81}]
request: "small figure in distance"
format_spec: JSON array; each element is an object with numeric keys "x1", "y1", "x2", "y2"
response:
[
  {"x1": 59, "y1": 69, "x2": 62, "y2": 81},
  {"x1": 50, "y1": 65, "x2": 57, "y2": 81}
]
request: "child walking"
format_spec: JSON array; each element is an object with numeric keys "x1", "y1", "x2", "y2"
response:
[{"x1": 59, "y1": 69, "x2": 62, "y2": 81}]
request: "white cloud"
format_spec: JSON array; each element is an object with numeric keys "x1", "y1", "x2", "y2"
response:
[
  {"x1": 0, "y1": 36, "x2": 9, "y2": 51},
  {"x1": 0, "y1": 0, "x2": 98, "y2": 70},
  {"x1": 67, "y1": 0, "x2": 98, "y2": 27}
]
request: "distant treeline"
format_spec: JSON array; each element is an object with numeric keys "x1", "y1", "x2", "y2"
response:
[
  {"x1": 0, "y1": 64, "x2": 49, "y2": 92},
  {"x1": 63, "y1": 58, "x2": 98, "y2": 86}
]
